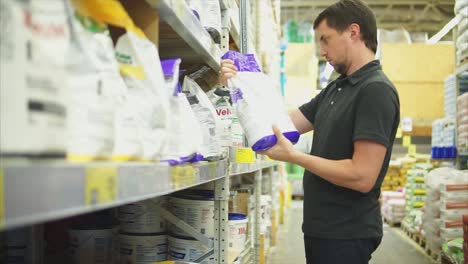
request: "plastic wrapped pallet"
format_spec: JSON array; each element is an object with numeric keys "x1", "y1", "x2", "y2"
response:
[
  {"x1": 403, "y1": 167, "x2": 429, "y2": 233},
  {"x1": 424, "y1": 168, "x2": 468, "y2": 255},
  {"x1": 382, "y1": 160, "x2": 403, "y2": 191},
  {"x1": 381, "y1": 191, "x2": 405, "y2": 223},
  {"x1": 457, "y1": 93, "x2": 468, "y2": 157},
  {"x1": 221, "y1": 51, "x2": 300, "y2": 152}
]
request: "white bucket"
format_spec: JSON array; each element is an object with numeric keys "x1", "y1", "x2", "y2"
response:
[
  {"x1": 168, "y1": 235, "x2": 213, "y2": 264},
  {"x1": 119, "y1": 233, "x2": 167, "y2": 264},
  {"x1": 169, "y1": 191, "x2": 214, "y2": 238},
  {"x1": 67, "y1": 227, "x2": 113, "y2": 264},
  {"x1": 228, "y1": 213, "x2": 248, "y2": 251},
  {"x1": 118, "y1": 197, "x2": 167, "y2": 234},
  {"x1": 5, "y1": 227, "x2": 30, "y2": 264}
]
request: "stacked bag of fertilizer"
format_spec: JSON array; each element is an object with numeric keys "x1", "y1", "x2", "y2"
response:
[
  {"x1": 381, "y1": 160, "x2": 403, "y2": 191},
  {"x1": 381, "y1": 191, "x2": 405, "y2": 224},
  {"x1": 403, "y1": 165, "x2": 431, "y2": 233},
  {"x1": 455, "y1": 0, "x2": 468, "y2": 65},
  {"x1": 423, "y1": 168, "x2": 468, "y2": 257}
]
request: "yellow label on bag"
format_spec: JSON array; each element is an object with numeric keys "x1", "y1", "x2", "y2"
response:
[
  {"x1": 0, "y1": 169, "x2": 4, "y2": 228},
  {"x1": 119, "y1": 64, "x2": 145, "y2": 80},
  {"x1": 402, "y1": 136, "x2": 411, "y2": 147},
  {"x1": 408, "y1": 144, "x2": 417, "y2": 155},
  {"x1": 236, "y1": 148, "x2": 255, "y2": 163},
  {"x1": 72, "y1": 0, "x2": 145, "y2": 38},
  {"x1": 85, "y1": 166, "x2": 118, "y2": 205}
]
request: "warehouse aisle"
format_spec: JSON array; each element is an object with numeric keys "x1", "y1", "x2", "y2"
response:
[
  {"x1": 268, "y1": 201, "x2": 435, "y2": 264},
  {"x1": 268, "y1": 200, "x2": 306, "y2": 264}
]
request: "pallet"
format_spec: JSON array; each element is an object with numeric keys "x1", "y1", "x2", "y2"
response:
[
  {"x1": 291, "y1": 195, "x2": 304, "y2": 201},
  {"x1": 425, "y1": 245, "x2": 441, "y2": 262},
  {"x1": 412, "y1": 233, "x2": 426, "y2": 248},
  {"x1": 400, "y1": 222, "x2": 426, "y2": 247},
  {"x1": 383, "y1": 217, "x2": 401, "y2": 227}
]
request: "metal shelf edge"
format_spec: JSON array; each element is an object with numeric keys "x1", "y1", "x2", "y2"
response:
[
  {"x1": 1, "y1": 160, "x2": 228, "y2": 230},
  {"x1": 146, "y1": 0, "x2": 221, "y2": 70}
]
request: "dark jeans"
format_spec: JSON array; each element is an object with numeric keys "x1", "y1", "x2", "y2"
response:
[{"x1": 304, "y1": 236, "x2": 382, "y2": 264}]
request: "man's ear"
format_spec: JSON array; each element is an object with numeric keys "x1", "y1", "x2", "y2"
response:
[{"x1": 348, "y1": 23, "x2": 361, "y2": 40}]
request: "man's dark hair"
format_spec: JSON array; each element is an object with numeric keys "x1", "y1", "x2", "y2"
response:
[{"x1": 313, "y1": 0, "x2": 378, "y2": 53}]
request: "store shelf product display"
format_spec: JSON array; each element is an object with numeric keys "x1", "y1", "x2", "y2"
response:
[
  {"x1": 423, "y1": 168, "x2": 468, "y2": 257},
  {"x1": 432, "y1": 118, "x2": 458, "y2": 159},
  {"x1": 402, "y1": 167, "x2": 428, "y2": 233},
  {"x1": 455, "y1": 0, "x2": 468, "y2": 65},
  {"x1": 457, "y1": 89, "x2": 468, "y2": 157},
  {"x1": 381, "y1": 160, "x2": 404, "y2": 192},
  {"x1": 381, "y1": 191, "x2": 405, "y2": 224},
  {"x1": 146, "y1": 0, "x2": 222, "y2": 70},
  {"x1": 0, "y1": 0, "x2": 287, "y2": 263}
]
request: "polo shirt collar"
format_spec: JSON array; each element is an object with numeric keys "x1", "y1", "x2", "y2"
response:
[{"x1": 337, "y1": 60, "x2": 381, "y2": 86}]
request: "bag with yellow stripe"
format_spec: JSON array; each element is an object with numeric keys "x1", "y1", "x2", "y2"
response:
[
  {"x1": 66, "y1": 0, "x2": 128, "y2": 162},
  {"x1": 74, "y1": 0, "x2": 170, "y2": 162}
]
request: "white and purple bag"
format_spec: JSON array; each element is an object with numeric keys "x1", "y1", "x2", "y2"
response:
[
  {"x1": 222, "y1": 51, "x2": 300, "y2": 152},
  {"x1": 161, "y1": 59, "x2": 203, "y2": 165}
]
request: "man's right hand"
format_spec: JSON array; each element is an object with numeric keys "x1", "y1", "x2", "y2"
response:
[{"x1": 219, "y1": 59, "x2": 238, "y2": 86}]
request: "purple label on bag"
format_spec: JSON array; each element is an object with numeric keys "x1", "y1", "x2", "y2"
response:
[
  {"x1": 161, "y1": 58, "x2": 181, "y2": 76},
  {"x1": 251, "y1": 131, "x2": 301, "y2": 152},
  {"x1": 230, "y1": 88, "x2": 244, "y2": 104},
  {"x1": 221, "y1": 51, "x2": 261, "y2": 72}
]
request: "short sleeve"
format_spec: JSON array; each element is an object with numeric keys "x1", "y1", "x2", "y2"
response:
[
  {"x1": 353, "y1": 82, "x2": 399, "y2": 147},
  {"x1": 299, "y1": 89, "x2": 325, "y2": 126}
]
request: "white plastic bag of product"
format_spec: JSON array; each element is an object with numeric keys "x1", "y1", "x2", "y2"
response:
[
  {"x1": 185, "y1": 0, "x2": 221, "y2": 43},
  {"x1": 207, "y1": 87, "x2": 245, "y2": 147},
  {"x1": 184, "y1": 76, "x2": 223, "y2": 160},
  {"x1": 114, "y1": 31, "x2": 170, "y2": 161},
  {"x1": 161, "y1": 59, "x2": 203, "y2": 164},
  {"x1": 66, "y1": 8, "x2": 127, "y2": 161},
  {"x1": 85, "y1": 0, "x2": 170, "y2": 161},
  {"x1": 207, "y1": 88, "x2": 234, "y2": 147},
  {"x1": 222, "y1": 51, "x2": 300, "y2": 152},
  {"x1": 1, "y1": 0, "x2": 69, "y2": 155}
]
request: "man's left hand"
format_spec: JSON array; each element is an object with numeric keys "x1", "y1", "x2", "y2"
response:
[{"x1": 259, "y1": 125, "x2": 298, "y2": 162}]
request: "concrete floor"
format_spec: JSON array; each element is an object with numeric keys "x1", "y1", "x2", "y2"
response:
[{"x1": 268, "y1": 201, "x2": 436, "y2": 264}]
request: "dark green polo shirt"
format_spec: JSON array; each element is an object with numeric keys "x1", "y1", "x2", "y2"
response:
[{"x1": 299, "y1": 60, "x2": 400, "y2": 239}]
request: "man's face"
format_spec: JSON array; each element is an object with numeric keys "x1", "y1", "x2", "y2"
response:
[{"x1": 316, "y1": 19, "x2": 351, "y2": 75}]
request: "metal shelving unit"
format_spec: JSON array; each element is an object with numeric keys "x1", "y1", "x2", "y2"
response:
[
  {"x1": 0, "y1": 1, "x2": 283, "y2": 263},
  {"x1": 146, "y1": 0, "x2": 222, "y2": 70}
]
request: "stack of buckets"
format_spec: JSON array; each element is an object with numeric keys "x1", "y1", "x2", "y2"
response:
[
  {"x1": 117, "y1": 197, "x2": 168, "y2": 263},
  {"x1": 168, "y1": 190, "x2": 215, "y2": 263},
  {"x1": 63, "y1": 190, "x2": 249, "y2": 264}
]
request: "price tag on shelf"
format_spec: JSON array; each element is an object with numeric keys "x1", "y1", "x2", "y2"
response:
[
  {"x1": 0, "y1": 169, "x2": 4, "y2": 228},
  {"x1": 408, "y1": 144, "x2": 417, "y2": 155},
  {"x1": 402, "y1": 136, "x2": 411, "y2": 147},
  {"x1": 171, "y1": 165, "x2": 196, "y2": 188},
  {"x1": 235, "y1": 148, "x2": 255, "y2": 163},
  {"x1": 401, "y1": 117, "x2": 413, "y2": 132},
  {"x1": 85, "y1": 166, "x2": 118, "y2": 206},
  {"x1": 209, "y1": 162, "x2": 217, "y2": 177}
]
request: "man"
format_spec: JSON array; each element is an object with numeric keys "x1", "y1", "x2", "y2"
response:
[{"x1": 220, "y1": 0, "x2": 400, "y2": 263}]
